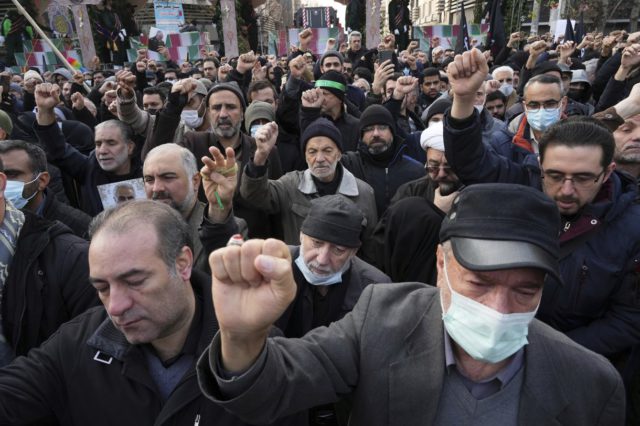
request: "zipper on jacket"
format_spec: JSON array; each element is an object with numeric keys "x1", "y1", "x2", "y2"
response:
[
  {"x1": 194, "y1": 414, "x2": 200, "y2": 426},
  {"x1": 573, "y1": 263, "x2": 588, "y2": 306},
  {"x1": 385, "y1": 167, "x2": 389, "y2": 207},
  {"x1": 563, "y1": 221, "x2": 571, "y2": 232}
]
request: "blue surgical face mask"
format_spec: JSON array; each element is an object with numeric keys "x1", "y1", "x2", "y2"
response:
[
  {"x1": 526, "y1": 107, "x2": 561, "y2": 132},
  {"x1": 441, "y1": 252, "x2": 538, "y2": 363},
  {"x1": 181, "y1": 109, "x2": 203, "y2": 129},
  {"x1": 294, "y1": 245, "x2": 346, "y2": 286},
  {"x1": 499, "y1": 83, "x2": 514, "y2": 97},
  {"x1": 5, "y1": 174, "x2": 41, "y2": 209}
]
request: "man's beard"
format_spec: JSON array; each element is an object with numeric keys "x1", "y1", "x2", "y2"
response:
[
  {"x1": 212, "y1": 118, "x2": 241, "y2": 139},
  {"x1": 437, "y1": 179, "x2": 462, "y2": 196},
  {"x1": 367, "y1": 136, "x2": 392, "y2": 155},
  {"x1": 151, "y1": 190, "x2": 195, "y2": 216}
]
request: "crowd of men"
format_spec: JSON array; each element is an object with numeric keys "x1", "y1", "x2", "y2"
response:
[{"x1": 0, "y1": 25, "x2": 638, "y2": 425}]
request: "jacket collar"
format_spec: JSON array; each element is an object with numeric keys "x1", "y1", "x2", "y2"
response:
[{"x1": 298, "y1": 164, "x2": 360, "y2": 197}]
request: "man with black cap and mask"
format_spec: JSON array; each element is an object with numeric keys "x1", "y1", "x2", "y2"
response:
[
  {"x1": 275, "y1": 194, "x2": 388, "y2": 425},
  {"x1": 198, "y1": 183, "x2": 625, "y2": 425},
  {"x1": 340, "y1": 77, "x2": 425, "y2": 216}
]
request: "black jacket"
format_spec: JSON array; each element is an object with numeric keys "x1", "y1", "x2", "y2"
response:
[
  {"x1": 2, "y1": 211, "x2": 97, "y2": 359},
  {"x1": 300, "y1": 106, "x2": 361, "y2": 153},
  {"x1": 0, "y1": 271, "x2": 304, "y2": 426},
  {"x1": 35, "y1": 121, "x2": 142, "y2": 216},
  {"x1": 341, "y1": 139, "x2": 425, "y2": 216},
  {"x1": 40, "y1": 188, "x2": 92, "y2": 238}
]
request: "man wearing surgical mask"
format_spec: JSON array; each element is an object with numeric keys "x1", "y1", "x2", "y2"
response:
[
  {"x1": 277, "y1": 194, "x2": 389, "y2": 426},
  {"x1": 491, "y1": 65, "x2": 519, "y2": 109},
  {"x1": 512, "y1": 74, "x2": 567, "y2": 154},
  {"x1": 0, "y1": 140, "x2": 91, "y2": 237},
  {"x1": 200, "y1": 183, "x2": 625, "y2": 425},
  {"x1": 0, "y1": 144, "x2": 96, "y2": 368}
]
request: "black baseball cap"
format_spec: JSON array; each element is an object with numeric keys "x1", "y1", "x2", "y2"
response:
[{"x1": 439, "y1": 183, "x2": 562, "y2": 283}]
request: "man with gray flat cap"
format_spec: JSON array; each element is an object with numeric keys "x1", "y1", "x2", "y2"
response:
[{"x1": 198, "y1": 183, "x2": 625, "y2": 425}]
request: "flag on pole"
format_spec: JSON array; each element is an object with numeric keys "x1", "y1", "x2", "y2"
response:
[
  {"x1": 486, "y1": 0, "x2": 506, "y2": 57},
  {"x1": 574, "y1": 11, "x2": 585, "y2": 43},
  {"x1": 564, "y1": 17, "x2": 575, "y2": 43},
  {"x1": 454, "y1": 0, "x2": 470, "y2": 54}
]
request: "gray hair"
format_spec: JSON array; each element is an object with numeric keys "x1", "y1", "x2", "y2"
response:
[
  {"x1": 491, "y1": 66, "x2": 514, "y2": 79},
  {"x1": 349, "y1": 31, "x2": 362, "y2": 41},
  {"x1": 95, "y1": 120, "x2": 134, "y2": 144},
  {"x1": 145, "y1": 144, "x2": 198, "y2": 178}
]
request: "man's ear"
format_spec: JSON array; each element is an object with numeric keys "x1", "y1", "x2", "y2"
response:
[
  {"x1": 175, "y1": 245, "x2": 193, "y2": 282},
  {"x1": 192, "y1": 171, "x2": 201, "y2": 193},
  {"x1": 37, "y1": 171, "x2": 50, "y2": 191},
  {"x1": 603, "y1": 161, "x2": 616, "y2": 182},
  {"x1": 435, "y1": 244, "x2": 445, "y2": 288},
  {"x1": 560, "y1": 95, "x2": 568, "y2": 113},
  {"x1": 127, "y1": 140, "x2": 135, "y2": 156}
]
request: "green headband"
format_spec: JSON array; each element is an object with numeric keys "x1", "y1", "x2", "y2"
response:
[{"x1": 316, "y1": 79, "x2": 346, "y2": 92}]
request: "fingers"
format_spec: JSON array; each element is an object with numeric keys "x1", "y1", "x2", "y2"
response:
[{"x1": 255, "y1": 239, "x2": 293, "y2": 286}]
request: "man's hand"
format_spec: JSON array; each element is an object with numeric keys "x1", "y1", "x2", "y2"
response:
[
  {"x1": 392, "y1": 76, "x2": 418, "y2": 100},
  {"x1": 325, "y1": 37, "x2": 337, "y2": 51},
  {"x1": 448, "y1": 48, "x2": 489, "y2": 119},
  {"x1": 116, "y1": 70, "x2": 137, "y2": 99},
  {"x1": 252, "y1": 62, "x2": 267, "y2": 81},
  {"x1": 34, "y1": 83, "x2": 60, "y2": 126},
  {"x1": 557, "y1": 41, "x2": 576, "y2": 64},
  {"x1": 218, "y1": 63, "x2": 232, "y2": 82},
  {"x1": 171, "y1": 77, "x2": 197, "y2": 95},
  {"x1": 507, "y1": 32, "x2": 521, "y2": 48},
  {"x1": 485, "y1": 79, "x2": 502, "y2": 94},
  {"x1": 71, "y1": 92, "x2": 85, "y2": 110},
  {"x1": 211, "y1": 238, "x2": 296, "y2": 372},
  {"x1": 431, "y1": 36, "x2": 440, "y2": 48},
  {"x1": 526, "y1": 40, "x2": 547, "y2": 69},
  {"x1": 136, "y1": 48, "x2": 148, "y2": 62},
  {"x1": 383, "y1": 34, "x2": 396, "y2": 50},
  {"x1": 99, "y1": 80, "x2": 117, "y2": 94},
  {"x1": 613, "y1": 82, "x2": 640, "y2": 119},
  {"x1": 299, "y1": 29, "x2": 313, "y2": 51},
  {"x1": 108, "y1": 99, "x2": 118, "y2": 116},
  {"x1": 103, "y1": 89, "x2": 117, "y2": 107},
  {"x1": 408, "y1": 40, "x2": 418, "y2": 53},
  {"x1": 405, "y1": 54, "x2": 417, "y2": 70},
  {"x1": 288, "y1": 55, "x2": 306, "y2": 80},
  {"x1": 433, "y1": 187, "x2": 460, "y2": 214},
  {"x1": 237, "y1": 51, "x2": 257, "y2": 75},
  {"x1": 301, "y1": 88, "x2": 324, "y2": 109},
  {"x1": 201, "y1": 146, "x2": 238, "y2": 221},
  {"x1": 90, "y1": 56, "x2": 101, "y2": 71},
  {"x1": 136, "y1": 59, "x2": 147, "y2": 73},
  {"x1": 253, "y1": 122, "x2": 278, "y2": 166},
  {"x1": 616, "y1": 43, "x2": 640, "y2": 80},
  {"x1": 157, "y1": 46, "x2": 171, "y2": 60},
  {"x1": 372, "y1": 59, "x2": 395, "y2": 95}
]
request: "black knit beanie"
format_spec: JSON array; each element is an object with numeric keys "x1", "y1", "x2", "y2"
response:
[
  {"x1": 315, "y1": 70, "x2": 347, "y2": 102},
  {"x1": 358, "y1": 105, "x2": 396, "y2": 137},
  {"x1": 300, "y1": 118, "x2": 343, "y2": 153}
]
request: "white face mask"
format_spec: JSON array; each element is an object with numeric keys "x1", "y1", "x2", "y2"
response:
[
  {"x1": 499, "y1": 83, "x2": 514, "y2": 97},
  {"x1": 441, "y1": 252, "x2": 538, "y2": 364},
  {"x1": 294, "y1": 245, "x2": 348, "y2": 286},
  {"x1": 181, "y1": 110, "x2": 203, "y2": 129}
]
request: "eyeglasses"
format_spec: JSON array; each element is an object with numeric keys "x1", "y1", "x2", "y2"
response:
[
  {"x1": 362, "y1": 124, "x2": 390, "y2": 133},
  {"x1": 426, "y1": 164, "x2": 452, "y2": 174},
  {"x1": 541, "y1": 168, "x2": 606, "y2": 189},
  {"x1": 524, "y1": 100, "x2": 561, "y2": 111}
]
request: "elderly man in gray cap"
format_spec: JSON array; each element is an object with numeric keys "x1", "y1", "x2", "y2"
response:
[{"x1": 198, "y1": 183, "x2": 625, "y2": 425}]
